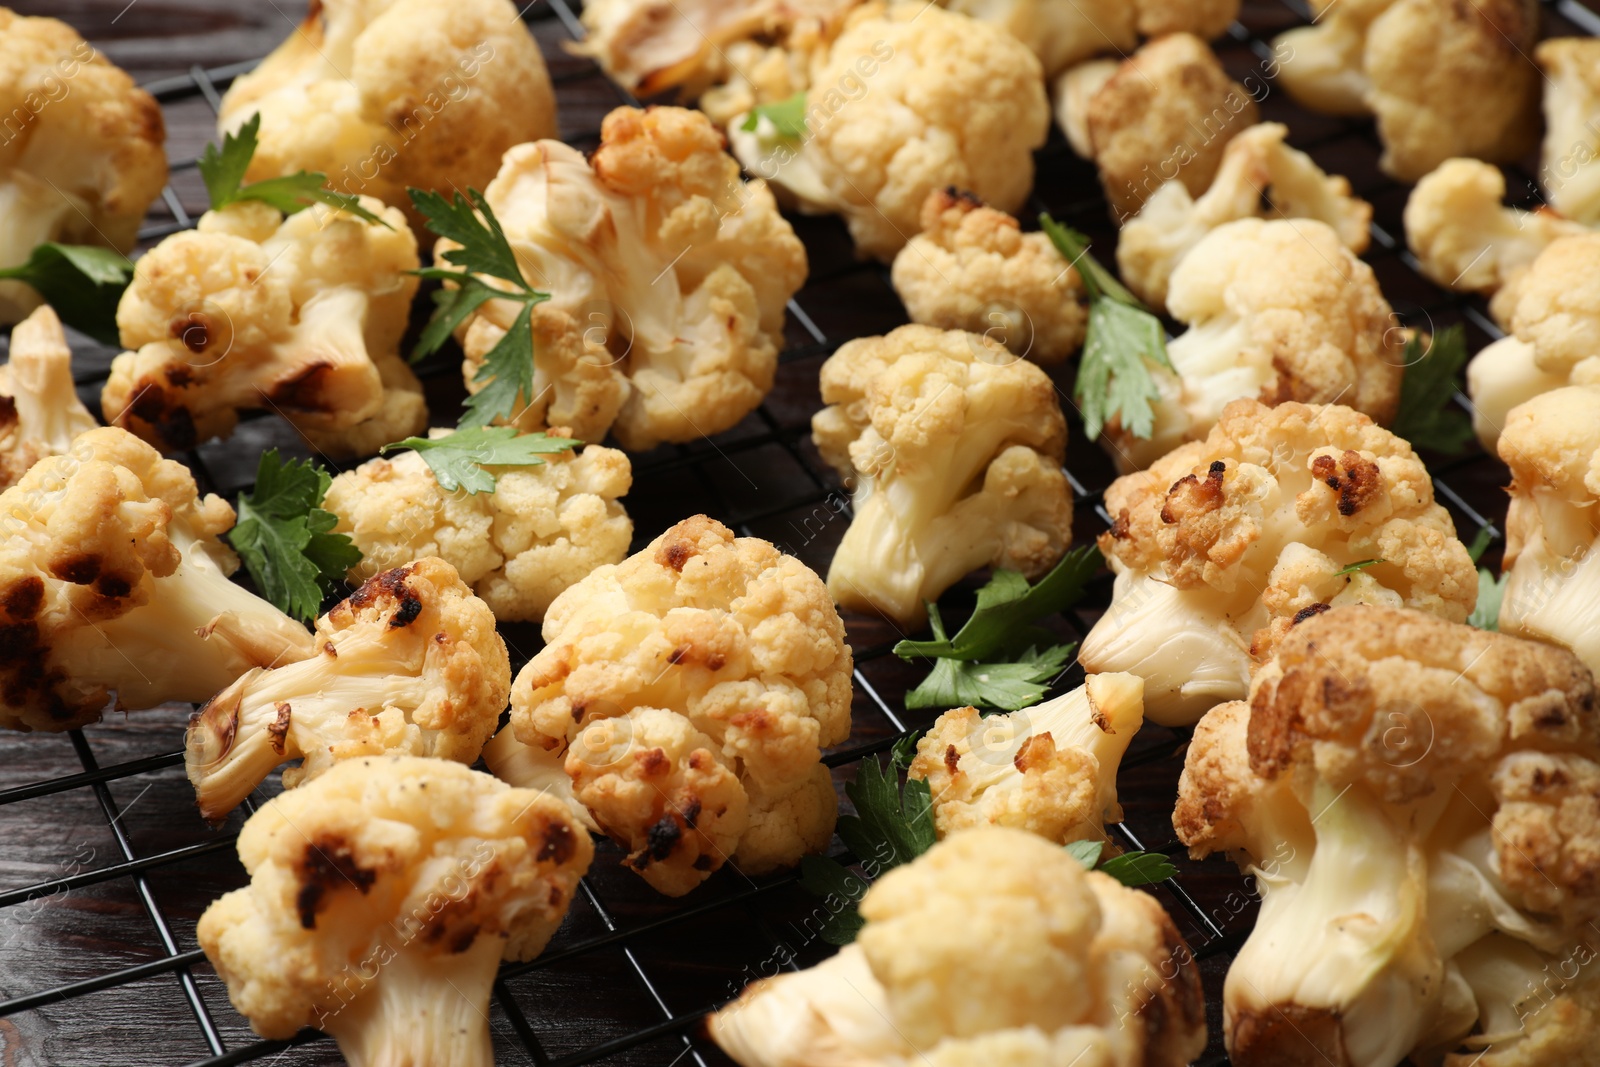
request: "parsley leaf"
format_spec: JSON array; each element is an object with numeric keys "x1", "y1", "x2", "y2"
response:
[
  {"x1": 200, "y1": 114, "x2": 389, "y2": 227},
  {"x1": 740, "y1": 92, "x2": 808, "y2": 139},
  {"x1": 1064, "y1": 840, "x2": 1104, "y2": 868},
  {"x1": 1041, "y1": 215, "x2": 1174, "y2": 441},
  {"x1": 1468, "y1": 567, "x2": 1508, "y2": 632},
  {"x1": 1334, "y1": 558, "x2": 1384, "y2": 577},
  {"x1": 795, "y1": 855, "x2": 868, "y2": 945},
  {"x1": 889, "y1": 730, "x2": 922, "y2": 771},
  {"x1": 0, "y1": 243, "x2": 132, "y2": 344},
  {"x1": 228, "y1": 451, "x2": 361, "y2": 621},
  {"x1": 381, "y1": 427, "x2": 582, "y2": 494},
  {"x1": 1065, "y1": 839, "x2": 1177, "y2": 887},
  {"x1": 905, "y1": 638, "x2": 1077, "y2": 711},
  {"x1": 1392, "y1": 325, "x2": 1473, "y2": 455},
  {"x1": 1467, "y1": 523, "x2": 1497, "y2": 564}
]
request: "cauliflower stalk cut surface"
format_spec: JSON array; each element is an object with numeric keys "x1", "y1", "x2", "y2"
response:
[
  {"x1": 0, "y1": 427, "x2": 315, "y2": 732},
  {"x1": 0, "y1": 305, "x2": 97, "y2": 489},
  {"x1": 324, "y1": 430, "x2": 632, "y2": 623},
  {"x1": 727, "y1": 3, "x2": 1049, "y2": 262},
  {"x1": 101, "y1": 198, "x2": 427, "y2": 457},
  {"x1": 0, "y1": 9, "x2": 166, "y2": 324},
  {"x1": 1081, "y1": 399, "x2": 1477, "y2": 726},
  {"x1": 1274, "y1": 0, "x2": 1540, "y2": 181},
  {"x1": 908, "y1": 672, "x2": 1145, "y2": 845},
  {"x1": 216, "y1": 0, "x2": 558, "y2": 232},
  {"x1": 710, "y1": 827, "x2": 1208, "y2": 1067},
  {"x1": 812, "y1": 324, "x2": 1074, "y2": 628},
  {"x1": 1174, "y1": 606, "x2": 1600, "y2": 1067},
  {"x1": 198, "y1": 756, "x2": 593, "y2": 1067},
  {"x1": 442, "y1": 106, "x2": 806, "y2": 451},
  {"x1": 1539, "y1": 38, "x2": 1600, "y2": 225},
  {"x1": 507, "y1": 515, "x2": 852, "y2": 895},
  {"x1": 890, "y1": 188, "x2": 1087, "y2": 364},
  {"x1": 184, "y1": 558, "x2": 511, "y2": 822},
  {"x1": 1109, "y1": 217, "x2": 1402, "y2": 473},
  {"x1": 1117, "y1": 123, "x2": 1373, "y2": 311}
]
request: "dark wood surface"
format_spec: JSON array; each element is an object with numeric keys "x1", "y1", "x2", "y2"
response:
[{"x1": 1, "y1": 1, "x2": 1595, "y2": 1064}]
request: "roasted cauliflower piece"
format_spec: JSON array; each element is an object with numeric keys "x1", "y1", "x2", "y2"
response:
[
  {"x1": 0, "y1": 427, "x2": 315, "y2": 732},
  {"x1": 711, "y1": 827, "x2": 1208, "y2": 1067},
  {"x1": 1058, "y1": 33, "x2": 1259, "y2": 221},
  {"x1": 508, "y1": 515, "x2": 852, "y2": 895},
  {"x1": 198, "y1": 755, "x2": 593, "y2": 1067},
  {"x1": 1081, "y1": 399, "x2": 1477, "y2": 726},
  {"x1": 185, "y1": 558, "x2": 511, "y2": 822},
  {"x1": 1539, "y1": 38, "x2": 1600, "y2": 226},
  {"x1": 1175, "y1": 606, "x2": 1600, "y2": 1067},
  {"x1": 946, "y1": 0, "x2": 1241, "y2": 77},
  {"x1": 1110, "y1": 217, "x2": 1402, "y2": 473},
  {"x1": 908, "y1": 672, "x2": 1145, "y2": 846},
  {"x1": 216, "y1": 0, "x2": 557, "y2": 232},
  {"x1": 101, "y1": 199, "x2": 425, "y2": 456},
  {"x1": 890, "y1": 189, "x2": 1087, "y2": 364},
  {"x1": 0, "y1": 9, "x2": 166, "y2": 325},
  {"x1": 729, "y1": 3, "x2": 1049, "y2": 262},
  {"x1": 1274, "y1": 0, "x2": 1539, "y2": 181},
  {"x1": 0, "y1": 305, "x2": 96, "y2": 489},
  {"x1": 442, "y1": 106, "x2": 806, "y2": 451},
  {"x1": 812, "y1": 324, "x2": 1073, "y2": 628},
  {"x1": 1117, "y1": 123, "x2": 1373, "y2": 310}
]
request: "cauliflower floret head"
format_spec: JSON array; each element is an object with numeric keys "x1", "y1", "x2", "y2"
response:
[
  {"x1": 945, "y1": 0, "x2": 1240, "y2": 78},
  {"x1": 812, "y1": 324, "x2": 1073, "y2": 627},
  {"x1": 890, "y1": 188, "x2": 1087, "y2": 364},
  {"x1": 710, "y1": 827, "x2": 1208, "y2": 1067},
  {"x1": 0, "y1": 305, "x2": 96, "y2": 489},
  {"x1": 1176, "y1": 605, "x2": 1600, "y2": 1067},
  {"x1": 185, "y1": 557, "x2": 512, "y2": 821},
  {"x1": 197, "y1": 756, "x2": 593, "y2": 1067},
  {"x1": 1110, "y1": 217, "x2": 1402, "y2": 473},
  {"x1": 102, "y1": 198, "x2": 425, "y2": 454},
  {"x1": 1082, "y1": 399, "x2": 1478, "y2": 725},
  {"x1": 216, "y1": 0, "x2": 558, "y2": 233},
  {"x1": 1539, "y1": 38, "x2": 1600, "y2": 226},
  {"x1": 1117, "y1": 123, "x2": 1373, "y2": 311},
  {"x1": 510, "y1": 515, "x2": 852, "y2": 894},
  {"x1": 0, "y1": 9, "x2": 166, "y2": 324}
]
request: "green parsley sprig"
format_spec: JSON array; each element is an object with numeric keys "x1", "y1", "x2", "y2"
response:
[
  {"x1": 199, "y1": 115, "x2": 389, "y2": 227},
  {"x1": 382, "y1": 427, "x2": 582, "y2": 494},
  {"x1": 228, "y1": 451, "x2": 362, "y2": 622},
  {"x1": 1041, "y1": 215, "x2": 1173, "y2": 442},
  {"x1": 1391, "y1": 325, "x2": 1473, "y2": 455},
  {"x1": 0, "y1": 244, "x2": 132, "y2": 344},
  {"x1": 740, "y1": 93, "x2": 808, "y2": 139},
  {"x1": 1465, "y1": 524, "x2": 1507, "y2": 632},
  {"x1": 1333, "y1": 558, "x2": 1385, "y2": 577}
]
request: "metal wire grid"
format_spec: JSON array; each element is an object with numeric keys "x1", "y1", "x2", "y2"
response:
[{"x1": 0, "y1": 0, "x2": 1591, "y2": 1063}]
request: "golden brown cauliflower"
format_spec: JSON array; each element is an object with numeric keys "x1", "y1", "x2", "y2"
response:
[
  {"x1": 507, "y1": 516, "x2": 852, "y2": 895},
  {"x1": 729, "y1": 3, "x2": 1049, "y2": 262},
  {"x1": 443, "y1": 106, "x2": 806, "y2": 451},
  {"x1": 890, "y1": 189, "x2": 1087, "y2": 364},
  {"x1": 1539, "y1": 38, "x2": 1600, "y2": 226},
  {"x1": 0, "y1": 8, "x2": 166, "y2": 325},
  {"x1": 811, "y1": 325, "x2": 1073, "y2": 627},
  {"x1": 1058, "y1": 33, "x2": 1259, "y2": 221},
  {"x1": 101, "y1": 199, "x2": 425, "y2": 456},
  {"x1": 198, "y1": 756, "x2": 593, "y2": 1067},
  {"x1": 710, "y1": 827, "x2": 1208, "y2": 1067},
  {"x1": 946, "y1": 0, "x2": 1240, "y2": 77},
  {"x1": 0, "y1": 305, "x2": 96, "y2": 489},
  {"x1": 1175, "y1": 606, "x2": 1600, "y2": 1067},
  {"x1": 1109, "y1": 217, "x2": 1402, "y2": 473},
  {"x1": 1081, "y1": 399, "x2": 1477, "y2": 726},
  {"x1": 216, "y1": 0, "x2": 557, "y2": 233},
  {"x1": 184, "y1": 558, "x2": 511, "y2": 822},
  {"x1": 1117, "y1": 123, "x2": 1373, "y2": 311},
  {"x1": 1274, "y1": 0, "x2": 1540, "y2": 181}
]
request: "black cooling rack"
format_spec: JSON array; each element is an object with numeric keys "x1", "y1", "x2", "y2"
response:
[{"x1": 1, "y1": 0, "x2": 1593, "y2": 1063}]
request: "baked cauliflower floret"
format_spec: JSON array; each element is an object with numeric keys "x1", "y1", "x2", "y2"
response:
[
  {"x1": 0, "y1": 9, "x2": 166, "y2": 324},
  {"x1": 0, "y1": 306, "x2": 96, "y2": 489},
  {"x1": 0, "y1": 427, "x2": 315, "y2": 732},
  {"x1": 1175, "y1": 606, "x2": 1600, "y2": 1067},
  {"x1": 216, "y1": 0, "x2": 557, "y2": 232},
  {"x1": 1081, "y1": 399, "x2": 1477, "y2": 726},
  {"x1": 185, "y1": 558, "x2": 511, "y2": 822},
  {"x1": 908, "y1": 672, "x2": 1145, "y2": 846},
  {"x1": 198, "y1": 756, "x2": 593, "y2": 1067},
  {"x1": 1111, "y1": 218, "x2": 1402, "y2": 473},
  {"x1": 729, "y1": 3, "x2": 1049, "y2": 262},
  {"x1": 1117, "y1": 123, "x2": 1373, "y2": 311},
  {"x1": 508, "y1": 515, "x2": 852, "y2": 895},
  {"x1": 710, "y1": 827, "x2": 1208, "y2": 1067},
  {"x1": 324, "y1": 432, "x2": 632, "y2": 623},
  {"x1": 945, "y1": 0, "x2": 1240, "y2": 77},
  {"x1": 1275, "y1": 0, "x2": 1539, "y2": 181},
  {"x1": 1059, "y1": 33, "x2": 1259, "y2": 221},
  {"x1": 812, "y1": 325, "x2": 1073, "y2": 628},
  {"x1": 890, "y1": 189, "x2": 1087, "y2": 364},
  {"x1": 1539, "y1": 39, "x2": 1600, "y2": 226},
  {"x1": 101, "y1": 198, "x2": 426, "y2": 455}
]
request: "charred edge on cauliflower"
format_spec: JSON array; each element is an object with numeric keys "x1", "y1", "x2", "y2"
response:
[
  {"x1": 296, "y1": 834, "x2": 377, "y2": 929},
  {"x1": 1310, "y1": 450, "x2": 1381, "y2": 517}
]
